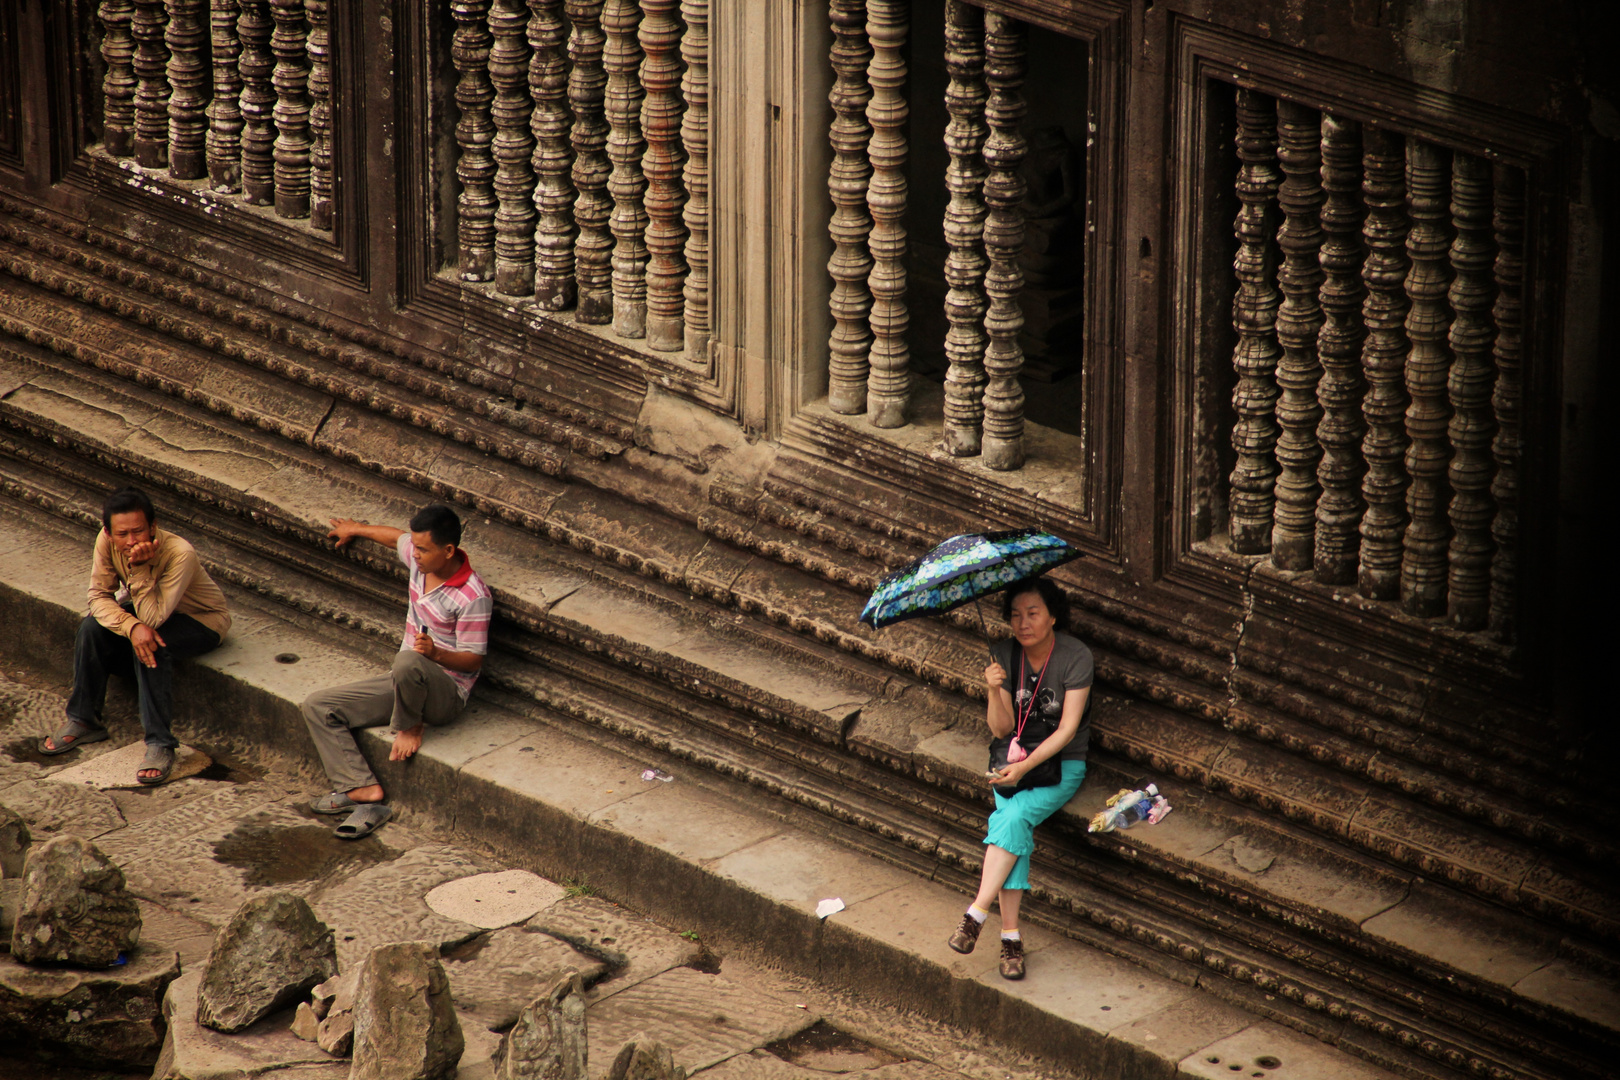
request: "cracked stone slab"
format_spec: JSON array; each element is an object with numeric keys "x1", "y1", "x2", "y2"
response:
[
  {"x1": 106, "y1": 800, "x2": 404, "y2": 929},
  {"x1": 94, "y1": 781, "x2": 307, "y2": 867},
  {"x1": 529, "y1": 895, "x2": 706, "y2": 1002},
  {"x1": 155, "y1": 970, "x2": 344, "y2": 1080},
  {"x1": 443, "y1": 923, "x2": 609, "y2": 1032},
  {"x1": 703, "y1": 1049, "x2": 956, "y2": 1080},
  {"x1": 0, "y1": 775, "x2": 126, "y2": 840},
  {"x1": 47, "y1": 741, "x2": 214, "y2": 789},
  {"x1": 425, "y1": 868, "x2": 564, "y2": 930},
  {"x1": 1179, "y1": 1021, "x2": 1396, "y2": 1080},
  {"x1": 583, "y1": 968, "x2": 818, "y2": 1074},
  {"x1": 309, "y1": 843, "x2": 493, "y2": 971}
]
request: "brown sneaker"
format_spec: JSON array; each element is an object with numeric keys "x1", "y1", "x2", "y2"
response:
[
  {"x1": 999, "y1": 936, "x2": 1026, "y2": 979},
  {"x1": 947, "y1": 913, "x2": 983, "y2": 954}
]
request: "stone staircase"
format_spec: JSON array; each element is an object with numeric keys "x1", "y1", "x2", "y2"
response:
[{"x1": 1, "y1": 208, "x2": 1616, "y2": 1080}]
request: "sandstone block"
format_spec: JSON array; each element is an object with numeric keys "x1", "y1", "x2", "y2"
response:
[
  {"x1": 0, "y1": 804, "x2": 28, "y2": 878},
  {"x1": 196, "y1": 892, "x2": 338, "y2": 1033},
  {"x1": 290, "y1": 1001, "x2": 320, "y2": 1042},
  {"x1": 317, "y1": 1007, "x2": 355, "y2": 1056},
  {"x1": 0, "y1": 944, "x2": 179, "y2": 1068},
  {"x1": 10, "y1": 834, "x2": 141, "y2": 966},
  {"x1": 350, "y1": 942, "x2": 463, "y2": 1080},
  {"x1": 606, "y1": 1036, "x2": 686, "y2": 1080},
  {"x1": 498, "y1": 971, "x2": 588, "y2": 1080}
]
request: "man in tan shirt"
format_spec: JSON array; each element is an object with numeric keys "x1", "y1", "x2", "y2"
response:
[{"x1": 41, "y1": 487, "x2": 231, "y2": 784}]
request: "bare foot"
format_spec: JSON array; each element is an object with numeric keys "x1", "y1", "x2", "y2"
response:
[
  {"x1": 389, "y1": 724, "x2": 425, "y2": 761},
  {"x1": 346, "y1": 783, "x2": 386, "y2": 804}
]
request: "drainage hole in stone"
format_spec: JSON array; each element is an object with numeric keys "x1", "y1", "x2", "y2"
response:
[
  {"x1": 275, "y1": 653, "x2": 300, "y2": 664},
  {"x1": 1229, "y1": 1067, "x2": 1242, "y2": 1073},
  {"x1": 765, "y1": 1021, "x2": 903, "y2": 1072},
  {"x1": 1255, "y1": 1057, "x2": 1281, "y2": 1069},
  {"x1": 1207, "y1": 1058, "x2": 1222, "y2": 1065}
]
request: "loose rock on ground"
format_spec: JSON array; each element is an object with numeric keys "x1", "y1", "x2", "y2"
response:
[
  {"x1": 10, "y1": 833, "x2": 141, "y2": 966},
  {"x1": 196, "y1": 891, "x2": 338, "y2": 1033},
  {"x1": 350, "y1": 940, "x2": 464, "y2": 1080}
]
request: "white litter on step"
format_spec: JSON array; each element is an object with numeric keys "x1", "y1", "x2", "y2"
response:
[
  {"x1": 815, "y1": 897, "x2": 846, "y2": 920},
  {"x1": 640, "y1": 768, "x2": 674, "y2": 782}
]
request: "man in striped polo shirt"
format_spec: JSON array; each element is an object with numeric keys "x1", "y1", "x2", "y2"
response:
[{"x1": 300, "y1": 503, "x2": 493, "y2": 839}]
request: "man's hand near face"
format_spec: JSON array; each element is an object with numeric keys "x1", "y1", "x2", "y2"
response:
[
  {"x1": 125, "y1": 539, "x2": 159, "y2": 565},
  {"x1": 130, "y1": 622, "x2": 166, "y2": 668}
]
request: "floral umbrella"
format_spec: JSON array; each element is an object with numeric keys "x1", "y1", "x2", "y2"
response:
[{"x1": 859, "y1": 528, "x2": 1081, "y2": 631}]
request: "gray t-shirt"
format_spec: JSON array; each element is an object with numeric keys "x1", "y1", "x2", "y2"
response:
[{"x1": 993, "y1": 631, "x2": 1094, "y2": 762}]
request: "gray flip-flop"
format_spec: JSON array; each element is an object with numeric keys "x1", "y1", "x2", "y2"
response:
[
  {"x1": 311, "y1": 791, "x2": 359, "y2": 815},
  {"x1": 333, "y1": 803, "x2": 392, "y2": 840},
  {"x1": 137, "y1": 745, "x2": 175, "y2": 786},
  {"x1": 39, "y1": 718, "x2": 109, "y2": 756}
]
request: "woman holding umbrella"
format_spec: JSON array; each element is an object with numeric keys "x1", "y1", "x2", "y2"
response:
[
  {"x1": 860, "y1": 530, "x2": 1092, "y2": 980},
  {"x1": 947, "y1": 576, "x2": 1091, "y2": 979}
]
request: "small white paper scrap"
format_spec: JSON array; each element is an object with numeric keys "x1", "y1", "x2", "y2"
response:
[
  {"x1": 640, "y1": 768, "x2": 674, "y2": 782},
  {"x1": 815, "y1": 897, "x2": 845, "y2": 920}
]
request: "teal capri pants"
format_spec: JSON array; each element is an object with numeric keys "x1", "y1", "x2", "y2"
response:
[{"x1": 984, "y1": 759, "x2": 1087, "y2": 891}]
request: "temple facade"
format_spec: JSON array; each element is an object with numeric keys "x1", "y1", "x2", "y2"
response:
[{"x1": 1, "y1": 3, "x2": 1613, "y2": 1079}]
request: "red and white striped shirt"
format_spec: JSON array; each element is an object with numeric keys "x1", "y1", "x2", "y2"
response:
[{"x1": 396, "y1": 533, "x2": 493, "y2": 699}]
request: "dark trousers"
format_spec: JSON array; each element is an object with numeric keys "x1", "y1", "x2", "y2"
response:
[{"x1": 65, "y1": 607, "x2": 221, "y2": 749}]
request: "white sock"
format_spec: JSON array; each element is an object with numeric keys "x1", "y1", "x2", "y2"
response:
[
  {"x1": 1001, "y1": 930, "x2": 1021, "y2": 942},
  {"x1": 966, "y1": 905, "x2": 989, "y2": 924}
]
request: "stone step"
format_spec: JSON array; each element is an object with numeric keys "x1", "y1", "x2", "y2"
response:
[
  {"x1": 0, "y1": 270, "x2": 1614, "y2": 955},
  {"x1": 0, "y1": 262, "x2": 1613, "y2": 1080},
  {"x1": 0, "y1": 335, "x2": 1616, "y2": 1080},
  {"x1": 0, "y1": 490, "x2": 1407, "y2": 1080},
  {"x1": 2, "y1": 228, "x2": 1612, "y2": 934}
]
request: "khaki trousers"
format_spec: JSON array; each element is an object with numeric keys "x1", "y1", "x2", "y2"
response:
[{"x1": 300, "y1": 650, "x2": 465, "y2": 792}]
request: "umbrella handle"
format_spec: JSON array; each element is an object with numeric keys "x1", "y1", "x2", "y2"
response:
[{"x1": 975, "y1": 598, "x2": 996, "y2": 667}]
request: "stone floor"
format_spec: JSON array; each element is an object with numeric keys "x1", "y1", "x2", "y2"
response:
[{"x1": 0, "y1": 665, "x2": 1100, "y2": 1080}]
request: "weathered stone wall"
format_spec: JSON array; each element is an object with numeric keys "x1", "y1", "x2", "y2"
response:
[{"x1": 0, "y1": 4, "x2": 1615, "y2": 1078}]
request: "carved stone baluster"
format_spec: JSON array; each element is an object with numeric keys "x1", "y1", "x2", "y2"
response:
[
  {"x1": 680, "y1": 0, "x2": 709, "y2": 356},
  {"x1": 826, "y1": 0, "x2": 873, "y2": 415},
  {"x1": 605, "y1": 0, "x2": 648, "y2": 337},
  {"x1": 307, "y1": 0, "x2": 332, "y2": 228},
  {"x1": 1271, "y1": 99, "x2": 1325, "y2": 570},
  {"x1": 864, "y1": 0, "x2": 910, "y2": 429},
  {"x1": 940, "y1": 0, "x2": 988, "y2": 457},
  {"x1": 490, "y1": 0, "x2": 536, "y2": 295},
  {"x1": 641, "y1": 0, "x2": 688, "y2": 352},
  {"x1": 1312, "y1": 113, "x2": 1367, "y2": 584},
  {"x1": 1356, "y1": 126, "x2": 1410, "y2": 601},
  {"x1": 531, "y1": 0, "x2": 575, "y2": 309},
  {"x1": 1445, "y1": 153, "x2": 1496, "y2": 630},
  {"x1": 1488, "y1": 164, "x2": 1524, "y2": 640},
  {"x1": 979, "y1": 12, "x2": 1026, "y2": 468},
  {"x1": 270, "y1": 0, "x2": 310, "y2": 218},
  {"x1": 238, "y1": 0, "x2": 276, "y2": 204},
  {"x1": 100, "y1": 1, "x2": 137, "y2": 157},
  {"x1": 1400, "y1": 139, "x2": 1454, "y2": 618},
  {"x1": 165, "y1": 0, "x2": 208, "y2": 178},
  {"x1": 206, "y1": 0, "x2": 242, "y2": 190},
  {"x1": 569, "y1": 1, "x2": 612, "y2": 323},
  {"x1": 1227, "y1": 89, "x2": 1282, "y2": 553},
  {"x1": 453, "y1": 0, "x2": 496, "y2": 280},
  {"x1": 132, "y1": 0, "x2": 172, "y2": 169}
]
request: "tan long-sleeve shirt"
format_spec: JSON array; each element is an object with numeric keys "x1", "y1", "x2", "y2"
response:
[{"x1": 88, "y1": 527, "x2": 231, "y2": 641}]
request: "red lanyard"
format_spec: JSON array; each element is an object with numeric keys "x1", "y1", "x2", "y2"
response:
[{"x1": 1014, "y1": 648, "x2": 1050, "y2": 742}]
